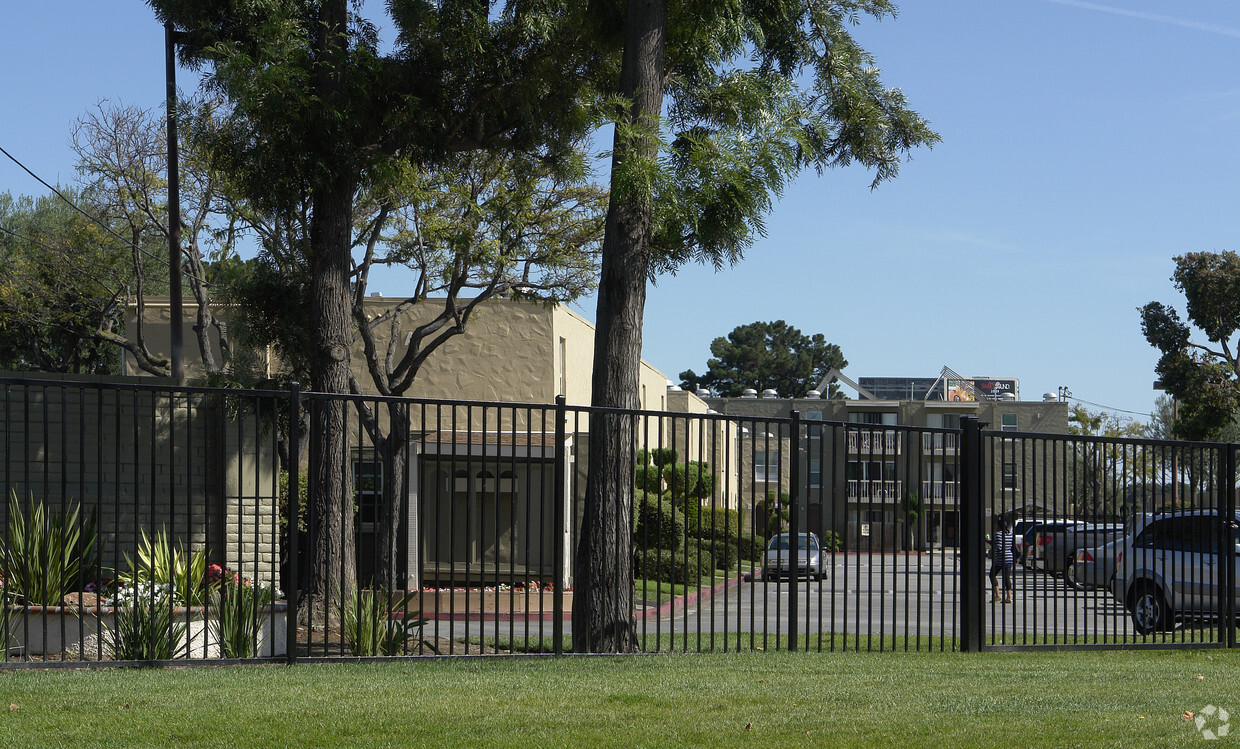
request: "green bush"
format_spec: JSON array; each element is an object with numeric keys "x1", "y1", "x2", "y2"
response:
[
  {"x1": 650, "y1": 448, "x2": 678, "y2": 468},
  {"x1": 820, "y1": 530, "x2": 844, "y2": 552},
  {"x1": 0, "y1": 493, "x2": 98, "y2": 606},
  {"x1": 662, "y1": 462, "x2": 715, "y2": 502},
  {"x1": 632, "y1": 492, "x2": 684, "y2": 552},
  {"x1": 696, "y1": 508, "x2": 741, "y2": 539},
  {"x1": 634, "y1": 464, "x2": 662, "y2": 495},
  {"x1": 633, "y1": 547, "x2": 715, "y2": 585}
]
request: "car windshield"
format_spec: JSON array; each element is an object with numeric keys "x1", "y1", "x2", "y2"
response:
[{"x1": 770, "y1": 534, "x2": 818, "y2": 551}]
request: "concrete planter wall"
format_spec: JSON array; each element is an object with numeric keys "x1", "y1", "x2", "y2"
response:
[{"x1": 7, "y1": 604, "x2": 288, "y2": 659}]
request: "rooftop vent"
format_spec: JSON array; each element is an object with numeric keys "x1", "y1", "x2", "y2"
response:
[
  {"x1": 761, "y1": 388, "x2": 778, "y2": 399},
  {"x1": 741, "y1": 388, "x2": 758, "y2": 399},
  {"x1": 805, "y1": 389, "x2": 822, "y2": 399},
  {"x1": 1043, "y1": 392, "x2": 1058, "y2": 402}
]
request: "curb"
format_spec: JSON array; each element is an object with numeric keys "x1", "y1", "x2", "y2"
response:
[{"x1": 425, "y1": 574, "x2": 746, "y2": 623}]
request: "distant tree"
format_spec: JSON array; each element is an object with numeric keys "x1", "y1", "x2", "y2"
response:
[
  {"x1": 1067, "y1": 405, "x2": 1148, "y2": 519},
  {"x1": 677, "y1": 320, "x2": 847, "y2": 398},
  {"x1": 1140, "y1": 251, "x2": 1240, "y2": 440},
  {"x1": 0, "y1": 190, "x2": 125, "y2": 374}
]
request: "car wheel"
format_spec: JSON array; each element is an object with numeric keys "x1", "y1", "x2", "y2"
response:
[
  {"x1": 1130, "y1": 584, "x2": 1170, "y2": 635},
  {"x1": 1066, "y1": 567, "x2": 1085, "y2": 591}
]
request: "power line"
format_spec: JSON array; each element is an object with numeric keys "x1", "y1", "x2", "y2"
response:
[
  {"x1": 0, "y1": 142, "x2": 210, "y2": 286},
  {"x1": 1069, "y1": 395, "x2": 1154, "y2": 419}
]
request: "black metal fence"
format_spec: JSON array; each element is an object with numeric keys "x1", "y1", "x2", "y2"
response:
[{"x1": 0, "y1": 375, "x2": 1236, "y2": 666}]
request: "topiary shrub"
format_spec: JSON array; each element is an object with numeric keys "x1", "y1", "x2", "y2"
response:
[
  {"x1": 633, "y1": 547, "x2": 715, "y2": 585},
  {"x1": 632, "y1": 491, "x2": 684, "y2": 552},
  {"x1": 820, "y1": 529, "x2": 844, "y2": 552}
]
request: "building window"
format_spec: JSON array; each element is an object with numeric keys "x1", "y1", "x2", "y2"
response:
[
  {"x1": 808, "y1": 458, "x2": 822, "y2": 488},
  {"x1": 1001, "y1": 413, "x2": 1018, "y2": 432},
  {"x1": 1002, "y1": 461, "x2": 1017, "y2": 490},
  {"x1": 558, "y1": 337, "x2": 567, "y2": 396},
  {"x1": 755, "y1": 451, "x2": 778, "y2": 483},
  {"x1": 353, "y1": 460, "x2": 383, "y2": 526},
  {"x1": 849, "y1": 411, "x2": 897, "y2": 425}
]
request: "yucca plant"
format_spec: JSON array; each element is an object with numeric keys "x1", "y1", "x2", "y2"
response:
[
  {"x1": 1, "y1": 492, "x2": 97, "y2": 606},
  {"x1": 107, "y1": 581, "x2": 188, "y2": 660},
  {"x1": 209, "y1": 576, "x2": 279, "y2": 659},
  {"x1": 120, "y1": 529, "x2": 208, "y2": 607},
  {"x1": 341, "y1": 586, "x2": 432, "y2": 656}
]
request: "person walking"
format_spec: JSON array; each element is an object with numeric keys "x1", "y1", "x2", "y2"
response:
[{"x1": 988, "y1": 516, "x2": 1015, "y2": 603}]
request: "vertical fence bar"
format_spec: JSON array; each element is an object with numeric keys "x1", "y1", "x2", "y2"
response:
[
  {"x1": 788, "y1": 411, "x2": 801, "y2": 652},
  {"x1": 1222, "y1": 443, "x2": 1235, "y2": 648},
  {"x1": 959, "y1": 416, "x2": 984, "y2": 652},
  {"x1": 552, "y1": 395, "x2": 566, "y2": 656},
  {"x1": 287, "y1": 384, "x2": 301, "y2": 663}
]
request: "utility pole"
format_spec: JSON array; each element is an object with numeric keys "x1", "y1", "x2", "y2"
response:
[{"x1": 165, "y1": 20, "x2": 184, "y2": 380}]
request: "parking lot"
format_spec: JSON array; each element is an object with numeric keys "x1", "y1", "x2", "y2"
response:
[{"x1": 427, "y1": 552, "x2": 1229, "y2": 649}]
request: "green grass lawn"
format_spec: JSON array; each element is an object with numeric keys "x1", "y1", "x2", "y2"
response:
[{"x1": 1, "y1": 649, "x2": 1238, "y2": 747}]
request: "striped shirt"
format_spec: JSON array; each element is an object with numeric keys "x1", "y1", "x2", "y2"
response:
[{"x1": 992, "y1": 528, "x2": 1015, "y2": 566}]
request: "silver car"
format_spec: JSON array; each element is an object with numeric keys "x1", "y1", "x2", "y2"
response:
[
  {"x1": 1067, "y1": 538, "x2": 1121, "y2": 591},
  {"x1": 762, "y1": 532, "x2": 826, "y2": 582},
  {"x1": 1113, "y1": 510, "x2": 1240, "y2": 635}
]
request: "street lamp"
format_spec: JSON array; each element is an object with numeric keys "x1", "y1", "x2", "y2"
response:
[{"x1": 165, "y1": 21, "x2": 184, "y2": 380}]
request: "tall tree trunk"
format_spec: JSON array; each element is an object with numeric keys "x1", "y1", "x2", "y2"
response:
[
  {"x1": 573, "y1": 0, "x2": 667, "y2": 654},
  {"x1": 302, "y1": 0, "x2": 356, "y2": 623},
  {"x1": 377, "y1": 401, "x2": 410, "y2": 590}
]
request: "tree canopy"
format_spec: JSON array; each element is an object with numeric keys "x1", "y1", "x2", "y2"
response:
[
  {"x1": 678, "y1": 320, "x2": 847, "y2": 398},
  {"x1": 1140, "y1": 251, "x2": 1240, "y2": 440},
  {"x1": 577, "y1": 0, "x2": 938, "y2": 652}
]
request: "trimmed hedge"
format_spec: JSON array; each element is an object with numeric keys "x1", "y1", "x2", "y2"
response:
[
  {"x1": 633, "y1": 547, "x2": 715, "y2": 585},
  {"x1": 632, "y1": 491, "x2": 684, "y2": 552}
]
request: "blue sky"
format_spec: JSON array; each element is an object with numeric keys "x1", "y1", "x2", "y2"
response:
[{"x1": 2, "y1": 1, "x2": 1238, "y2": 421}]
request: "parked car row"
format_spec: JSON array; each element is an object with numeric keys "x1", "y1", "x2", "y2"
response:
[{"x1": 1012, "y1": 510, "x2": 1240, "y2": 636}]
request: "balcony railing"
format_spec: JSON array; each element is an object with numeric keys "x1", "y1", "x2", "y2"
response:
[
  {"x1": 846, "y1": 430, "x2": 901, "y2": 454},
  {"x1": 920, "y1": 480, "x2": 959, "y2": 503},
  {"x1": 846, "y1": 479, "x2": 903, "y2": 502},
  {"x1": 921, "y1": 432, "x2": 959, "y2": 455}
]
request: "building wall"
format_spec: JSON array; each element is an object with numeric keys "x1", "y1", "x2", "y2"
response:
[
  {"x1": 0, "y1": 374, "x2": 279, "y2": 585},
  {"x1": 705, "y1": 394, "x2": 1072, "y2": 548}
]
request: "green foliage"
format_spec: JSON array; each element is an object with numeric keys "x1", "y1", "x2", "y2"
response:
[
  {"x1": 679, "y1": 320, "x2": 848, "y2": 398},
  {"x1": 107, "y1": 582, "x2": 189, "y2": 660},
  {"x1": 1141, "y1": 251, "x2": 1240, "y2": 440},
  {"x1": 700, "y1": 531, "x2": 762, "y2": 572},
  {"x1": 119, "y1": 529, "x2": 208, "y2": 608},
  {"x1": 901, "y1": 492, "x2": 922, "y2": 527},
  {"x1": 0, "y1": 191, "x2": 125, "y2": 375},
  {"x1": 208, "y1": 573, "x2": 280, "y2": 660},
  {"x1": 633, "y1": 548, "x2": 715, "y2": 586},
  {"x1": 756, "y1": 491, "x2": 790, "y2": 539},
  {"x1": 342, "y1": 587, "x2": 431, "y2": 657},
  {"x1": 649, "y1": 449, "x2": 678, "y2": 467},
  {"x1": 820, "y1": 530, "x2": 843, "y2": 553},
  {"x1": 632, "y1": 492, "x2": 685, "y2": 552},
  {"x1": 0, "y1": 493, "x2": 98, "y2": 606}
]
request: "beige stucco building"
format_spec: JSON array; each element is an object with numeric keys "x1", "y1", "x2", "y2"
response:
[{"x1": 126, "y1": 296, "x2": 738, "y2": 586}]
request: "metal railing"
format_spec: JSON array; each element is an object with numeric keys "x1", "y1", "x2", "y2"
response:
[{"x1": 0, "y1": 376, "x2": 1235, "y2": 665}]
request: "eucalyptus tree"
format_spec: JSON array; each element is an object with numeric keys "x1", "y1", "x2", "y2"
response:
[{"x1": 576, "y1": 0, "x2": 940, "y2": 652}]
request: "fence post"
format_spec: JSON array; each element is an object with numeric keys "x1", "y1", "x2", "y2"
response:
[
  {"x1": 788, "y1": 411, "x2": 801, "y2": 652},
  {"x1": 286, "y1": 382, "x2": 301, "y2": 664},
  {"x1": 959, "y1": 416, "x2": 985, "y2": 652},
  {"x1": 1222, "y1": 443, "x2": 1236, "y2": 649},
  {"x1": 553, "y1": 395, "x2": 566, "y2": 656}
]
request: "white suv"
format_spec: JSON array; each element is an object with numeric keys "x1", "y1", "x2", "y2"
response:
[{"x1": 1113, "y1": 510, "x2": 1239, "y2": 635}]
